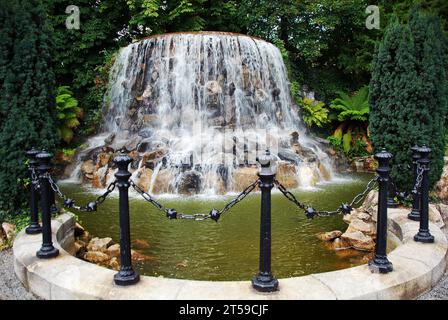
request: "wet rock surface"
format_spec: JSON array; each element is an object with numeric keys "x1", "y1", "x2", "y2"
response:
[
  {"x1": 74, "y1": 223, "x2": 154, "y2": 272},
  {"x1": 70, "y1": 33, "x2": 336, "y2": 195}
]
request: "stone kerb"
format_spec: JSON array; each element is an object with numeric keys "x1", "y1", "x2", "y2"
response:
[{"x1": 13, "y1": 209, "x2": 448, "y2": 300}]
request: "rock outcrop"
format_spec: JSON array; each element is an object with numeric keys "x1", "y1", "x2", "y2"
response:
[
  {"x1": 73, "y1": 223, "x2": 154, "y2": 271},
  {"x1": 435, "y1": 157, "x2": 448, "y2": 203},
  {"x1": 317, "y1": 190, "x2": 379, "y2": 252},
  {"x1": 318, "y1": 184, "x2": 448, "y2": 254}
]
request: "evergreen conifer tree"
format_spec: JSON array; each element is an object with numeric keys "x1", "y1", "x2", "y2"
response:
[
  {"x1": 0, "y1": 0, "x2": 58, "y2": 215},
  {"x1": 369, "y1": 9, "x2": 448, "y2": 191}
]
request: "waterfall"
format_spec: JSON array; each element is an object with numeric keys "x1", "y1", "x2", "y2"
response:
[{"x1": 71, "y1": 32, "x2": 334, "y2": 195}]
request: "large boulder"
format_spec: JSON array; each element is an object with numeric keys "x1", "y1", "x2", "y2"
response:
[
  {"x1": 136, "y1": 167, "x2": 153, "y2": 192},
  {"x1": 81, "y1": 160, "x2": 95, "y2": 175},
  {"x1": 276, "y1": 162, "x2": 298, "y2": 189},
  {"x1": 96, "y1": 152, "x2": 112, "y2": 169},
  {"x1": 341, "y1": 230, "x2": 375, "y2": 251},
  {"x1": 142, "y1": 149, "x2": 168, "y2": 165},
  {"x1": 2, "y1": 223, "x2": 16, "y2": 240},
  {"x1": 436, "y1": 203, "x2": 448, "y2": 229},
  {"x1": 435, "y1": 157, "x2": 448, "y2": 202},
  {"x1": 278, "y1": 148, "x2": 301, "y2": 164},
  {"x1": 346, "y1": 218, "x2": 375, "y2": 236},
  {"x1": 108, "y1": 257, "x2": 120, "y2": 271},
  {"x1": 84, "y1": 251, "x2": 110, "y2": 263},
  {"x1": 87, "y1": 237, "x2": 113, "y2": 252},
  {"x1": 107, "y1": 244, "x2": 120, "y2": 258},
  {"x1": 92, "y1": 166, "x2": 108, "y2": 188},
  {"x1": 177, "y1": 170, "x2": 202, "y2": 194},
  {"x1": 319, "y1": 163, "x2": 332, "y2": 181},
  {"x1": 206, "y1": 80, "x2": 222, "y2": 95},
  {"x1": 151, "y1": 169, "x2": 174, "y2": 194},
  {"x1": 231, "y1": 167, "x2": 258, "y2": 192},
  {"x1": 429, "y1": 204, "x2": 445, "y2": 229}
]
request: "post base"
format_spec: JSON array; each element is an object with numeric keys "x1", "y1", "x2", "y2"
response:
[
  {"x1": 414, "y1": 231, "x2": 435, "y2": 243},
  {"x1": 251, "y1": 274, "x2": 279, "y2": 292},
  {"x1": 387, "y1": 197, "x2": 398, "y2": 208},
  {"x1": 25, "y1": 223, "x2": 42, "y2": 235},
  {"x1": 368, "y1": 256, "x2": 393, "y2": 274},
  {"x1": 114, "y1": 270, "x2": 140, "y2": 286},
  {"x1": 36, "y1": 246, "x2": 59, "y2": 259},
  {"x1": 407, "y1": 210, "x2": 420, "y2": 221}
]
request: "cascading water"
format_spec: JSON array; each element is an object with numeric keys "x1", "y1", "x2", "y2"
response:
[{"x1": 70, "y1": 32, "x2": 335, "y2": 195}]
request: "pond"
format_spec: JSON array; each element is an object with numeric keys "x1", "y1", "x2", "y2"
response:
[{"x1": 60, "y1": 173, "x2": 375, "y2": 281}]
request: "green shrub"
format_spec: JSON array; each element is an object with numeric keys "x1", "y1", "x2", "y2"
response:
[
  {"x1": 298, "y1": 97, "x2": 330, "y2": 128},
  {"x1": 56, "y1": 86, "x2": 83, "y2": 144},
  {"x1": 369, "y1": 9, "x2": 448, "y2": 191},
  {"x1": 0, "y1": 0, "x2": 58, "y2": 215}
]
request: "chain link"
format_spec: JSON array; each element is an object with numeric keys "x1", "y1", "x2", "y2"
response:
[
  {"x1": 46, "y1": 173, "x2": 116, "y2": 212},
  {"x1": 275, "y1": 180, "x2": 307, "y2": 210},
  {"x1": 218, "y1": 179, "x2": 260, "y2": 215},
  {"x1": 412, "y1": 164, "x2": 425, "y2": 194},
  {"x1": 349, "y1": 177, "x2": 379, "y2": 207},
  {"x1": 30, "y1": 167, "x2": 40, "y2": 191},
  {"x1": 275, "y1": 176, "x2": 379, "y2": 219},
  {"x1": 130, "y1": 179, "x2": 260, "y2": 222},
  {"x1": 46, "y1": 173, "x2": 66, "y2": 200}
]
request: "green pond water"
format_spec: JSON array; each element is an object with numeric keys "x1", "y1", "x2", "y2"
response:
[{"x1": 60, "y1": 173, "x2": 375, "y2": 281}]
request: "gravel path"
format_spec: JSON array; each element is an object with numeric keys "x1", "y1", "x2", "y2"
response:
[
  {"x1": 0, "y1": 249, "x2": 37, "y2": 300},
  {"x1": 0, "y1": 245, "x2": 447, "y2": 300},
  {"x1": 419, "y1": 274, "x2": 448, "y2": 300}
]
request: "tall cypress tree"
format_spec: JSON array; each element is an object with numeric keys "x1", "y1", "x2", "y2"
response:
[
  {"x1": 0, "y1": 0, "x2": 58, "y2": 215},
  {"x1": 369, "y1": 8, "x2": 448, "y2": 191}
]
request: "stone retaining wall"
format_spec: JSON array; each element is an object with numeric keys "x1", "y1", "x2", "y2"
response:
[{"x1": 13, "y1": 209, "x2": 448, "y2": 300}]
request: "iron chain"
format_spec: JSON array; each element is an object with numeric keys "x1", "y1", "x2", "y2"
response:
[
  {"x1": 46, "y1": 173, "x2": 116, "y2": 212},
  {"x1": 130, "y1": 179, "x2": 260, "y2": 222},
  {"x1": 30, "y1": 167, "x2": 40, "y2": 191},
  {"x1": 218, "y1": 179, "x2": 260, "y2": 215},
  {"x1": 274, "y1": 180, "x2": 307, "y2": 210},
  {"x1": 412, "y1": 164, "x2": 425, "y2": 194},
  {"x1": 349, "y1": 176, "x2": 379, "y2": 207},
  {"x1": 275, "y1": 176, "x2": 379, "y2": 219}
]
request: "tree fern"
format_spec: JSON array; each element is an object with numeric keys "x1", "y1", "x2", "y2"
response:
[{"x1": 330, "y1": 86, "x2": 370, "y2": 122}]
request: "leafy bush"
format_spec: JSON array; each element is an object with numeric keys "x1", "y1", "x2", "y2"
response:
[
  {"x1": 298, "y1": 97, "x2": 330, "y2": 128},
  {"x1": 56, "y1": 86, "x2": 83, "y2": 144}
]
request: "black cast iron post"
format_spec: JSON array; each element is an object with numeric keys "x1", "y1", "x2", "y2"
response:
[
  {"x1": 368, "y1": 148, "x2": 393, "y2": 273},
  {"x1": 50, "y1": 186, "x2": 59, "y2": 214},
  {"x1": 414, "y1": 146, "x2": 434, "y2": 243},
  {"x1": 114, "y1": 154, "x2": 140, "y2": 286},
  {"x1": 36, "y1": 151, "x2": 59, "y2": 259},
  {"x1": 408, "y1": 145, "x2": 421, "y2": 221},
  {"x1": 25, "y1": 149, "x2": 42, "y2": 235},
  {"x1": 387, "y1": 180, "x2": 398, "y2": 208},
  {"x1": 252, "y1": 149, "x2": 278, "y2": 292}
]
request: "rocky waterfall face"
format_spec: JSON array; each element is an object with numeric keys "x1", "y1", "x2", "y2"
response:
[{"x1": 71, "y1": 32, "x2": 334, "y2": 195}]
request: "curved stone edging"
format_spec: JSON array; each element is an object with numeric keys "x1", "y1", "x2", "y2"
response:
[{"x1": 13, "y1": 209, "x2": 447, "y2": 300}]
